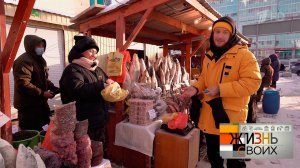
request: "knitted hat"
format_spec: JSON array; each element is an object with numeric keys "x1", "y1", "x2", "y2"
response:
[
  {"x1": 68, "y1": 36, "x2": 99, "y2": 63},
  {"x1": 75, "y1": 36, "x2": 99, "y2": 54},
  {"x1": 213, "y1": 21, "x2": 233, "y2": 34}
]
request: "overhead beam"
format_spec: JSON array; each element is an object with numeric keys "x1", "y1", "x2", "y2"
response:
[
  {"x1": 79, "y1": 0, "x2": 170, "y2": 32},
  {"x1": 0, "y1": 0, "x2": 36, "y2": 142},
  {"x1": 122, "y1": 7, "x2": 153, "y2": 51},
  {"x1": 91, "y1": 29, "x2": 162, "y2": 46},
  {"x1": 129, "y1": 26, "x2": 180, "y2": 41},
  {"x1": 149, "y1": 11, "x2": 203, "y2": 35},
  {"x1": 185, "y1": 0, "x2": 218, "y2": 22}
]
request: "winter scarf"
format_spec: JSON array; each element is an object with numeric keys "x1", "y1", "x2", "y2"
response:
[{"x1": 72, "y1": 57, "x2": 99, "y2": 71}]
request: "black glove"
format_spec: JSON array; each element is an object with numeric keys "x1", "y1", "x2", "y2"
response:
[
  {"x1": 206, "y1": 97, "x2": 230, "y2": 129},
  {"x1": 189, "y1": 95, "x2": 202, "y2": 127}
]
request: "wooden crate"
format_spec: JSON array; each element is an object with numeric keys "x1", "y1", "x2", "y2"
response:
[{"x1": 154, "y1": 128, "x2": 200, "y2": 168}]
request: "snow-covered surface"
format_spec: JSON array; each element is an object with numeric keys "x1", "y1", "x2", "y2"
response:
[{"x1": 198, "y1": 74, "x2": 300, "y2": 168}]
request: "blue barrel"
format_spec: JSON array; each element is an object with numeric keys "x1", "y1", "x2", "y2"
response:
[{"x1": 262, "y1": 90, "x2": 280, "y2": 114}]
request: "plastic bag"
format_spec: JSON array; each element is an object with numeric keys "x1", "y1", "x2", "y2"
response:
[
  {"x1": 0, "y1": 153, "x2": 5, "y2": 168},
  {"x1": 107, "y1": 51, "x2": 124, "y2": 76},
  {"x1": 41, "y1": 120, "x2": 54, "y2": 151},
  {"x1": 0, "y1": 138, "x2": 16, "y2": 168},
  {"x1": 167, "y1": 112, "x2": 188, "y2": 129},
  {"x1": 101, "y1": 82, "x2": 129, "y2": 102},
  {"x1": 109, "y1": 51, "x2": 130, "y2": 83},
  {"x1": 16, "y1": 144, "x2": 46, "y2": 168}
]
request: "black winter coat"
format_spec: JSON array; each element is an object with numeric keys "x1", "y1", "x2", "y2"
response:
[
  {"x1": 59, "y1": 63, "x2": 109, "y2": 129},
  {"x1": 269, "y1": 54, "x2": 280, "y2": 81}
]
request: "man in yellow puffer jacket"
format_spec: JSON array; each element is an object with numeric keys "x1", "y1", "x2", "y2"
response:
[{"x1": 181, "y1": 16, "x2": 261, "y2": 168}]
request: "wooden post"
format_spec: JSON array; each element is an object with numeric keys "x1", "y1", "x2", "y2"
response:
[
  {"x1": 0, "y1": 0, "x2": 7, "y2": 139},
  {"x1": 0, "y1": 0, "x2": 36, "y2": 141},
  {"x1": 180, "y1": 45, "x2": 185, "y2": 66},
  {"x1": 116, "y1": 16, "x2": 125, "y2": 50},
  {"x1": 84, "y1": 30, "x2": 92, "y2": 37},
  {"x1": 163, "y1": 43, "x2": 168, "y2": 57},
  {"x1": 185, "y1": 39, "x2": 192, "y2": 78}
]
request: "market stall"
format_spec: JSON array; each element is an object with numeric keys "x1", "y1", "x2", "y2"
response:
[
  {"x1": 69, "y1": 0, "x2": 249, "y2": 167},
  {"x1": 0, "y1": 0, "x2": 252, "y2": 168}
]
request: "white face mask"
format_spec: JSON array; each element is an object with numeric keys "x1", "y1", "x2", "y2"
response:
[{"x1": 35, "y1": 47, "x2": 45, "y2": 56}]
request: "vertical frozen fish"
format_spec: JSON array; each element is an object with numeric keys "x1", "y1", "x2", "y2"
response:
[
  {"x1": 129, "y1": 53, "x2": 140, "y2": 83},
  {"x1": 159, "y1": 67, "x2": 166, "y2": 85},
  {"x1": 169, "y1": 60, "x2": 176, "y2": 84},
  {"x1": 139, "y1": 58, "x2": 146, "y2": 79},
  {"x1": 151, "y1": 67, "x2": 158, "y2": 89}
]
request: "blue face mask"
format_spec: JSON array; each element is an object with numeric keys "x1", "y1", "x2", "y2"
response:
[{"x1": 35, "y1": 47, "x2": 45, "y2": 56}]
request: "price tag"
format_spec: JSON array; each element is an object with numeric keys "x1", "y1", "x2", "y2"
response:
[
  {"x1": 0, "y1": 111, "x2": 10, "y2": 128},
  {"x1": 148, "y1": 109, "x2": 157, "y2": 120}
]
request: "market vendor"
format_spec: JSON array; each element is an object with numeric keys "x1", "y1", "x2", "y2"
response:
[{"x1": 59, "y1": 36, "x2": 114, "y2": 153}]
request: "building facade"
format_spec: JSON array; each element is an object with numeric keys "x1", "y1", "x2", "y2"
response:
[{"x1": 209, "y1": 0, "x2": 300, "y2": 60}]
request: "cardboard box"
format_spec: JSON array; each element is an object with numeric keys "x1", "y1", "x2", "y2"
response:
[{"x1": 154, "y1": 128, "x2": 200, "y2": 168}]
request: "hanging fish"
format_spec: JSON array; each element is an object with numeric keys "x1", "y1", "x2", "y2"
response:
[
  {"x1": 165, "y1": 69, "x2": 170, "y2": 85},
  {"x1": 169, "y1": 60, "x2": 176, "y2": 84},
  {"x1": 151, "y1": 67, "x2": 158, "y2": 89},
  {"x1": 154, "y1": 57, "x2": 162, "y2": 72},
  {"x1": 144, "y1": 56, "x2": 151, "y2": 72},
  {"x1": 139, "y1": 58, "x2": 146, "y2": 79},
  {"x1": 129, "y1": 53, "x2": 140, "y2": 83},
  {"x1": 159, "y1": 67, "x2": 166, "y2": 85}
]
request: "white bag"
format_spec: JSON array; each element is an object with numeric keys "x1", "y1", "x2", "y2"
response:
[
  {"x1": 16, "y1": 144, "x2": 45, "y2": 168},
  {"x1": 0, "y1": 153, "x2": 5, "y2": 168},
  {"x1": 0, "y1": 138, "x2": 16, "y2": 168}
]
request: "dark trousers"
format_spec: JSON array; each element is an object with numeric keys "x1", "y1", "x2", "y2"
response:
[
  {"x1": 256, "y1": 85, "x2": 264, "y2": 102},
  {"x1": 204, "y1": 133, "x2": 246, "y2": 168},
  {"x1": 271, "y1": 80, "x2": 277, "y2": 88},
  {"x1": 88, "y1": 127, "x2": 107, "y2": 156}
]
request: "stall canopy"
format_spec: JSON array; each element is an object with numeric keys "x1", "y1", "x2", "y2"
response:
[{"x1": 70, "y1": 0, "x2": 249, "y2": 74}]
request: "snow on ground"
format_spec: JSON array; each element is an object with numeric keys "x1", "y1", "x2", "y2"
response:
[{"x1": 198, "y1": 74, "x2": 300, "y2": 168}]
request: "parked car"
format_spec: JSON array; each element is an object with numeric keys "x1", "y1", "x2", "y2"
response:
[{"x1": 291, "y1": 62, "x2": 300, "y2": 76}]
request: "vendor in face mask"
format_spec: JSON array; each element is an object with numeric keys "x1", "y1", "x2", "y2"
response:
[
  {"x1": 35, "y1": 41, "x2": 45, "y2": 56},
  {"x1": 13, "y1": 35, "x2": 60, "y2": 131}
]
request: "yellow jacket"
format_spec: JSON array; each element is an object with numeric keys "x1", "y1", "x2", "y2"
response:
[{"x1": 193, "y1": 44, "x2": 261, "y2": 135}]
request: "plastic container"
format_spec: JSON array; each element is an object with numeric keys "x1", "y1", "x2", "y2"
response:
[
  {"x1": 262, "y1": 90, "x2": 280, "y2": 114},
  {"x1": 12, "y1": 130, "x2": 40, "y2": 149}
]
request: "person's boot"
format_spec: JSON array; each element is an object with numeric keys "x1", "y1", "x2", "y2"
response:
[{"x1": 206, "y1": 97, "x2": 230, "y2": 129}]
